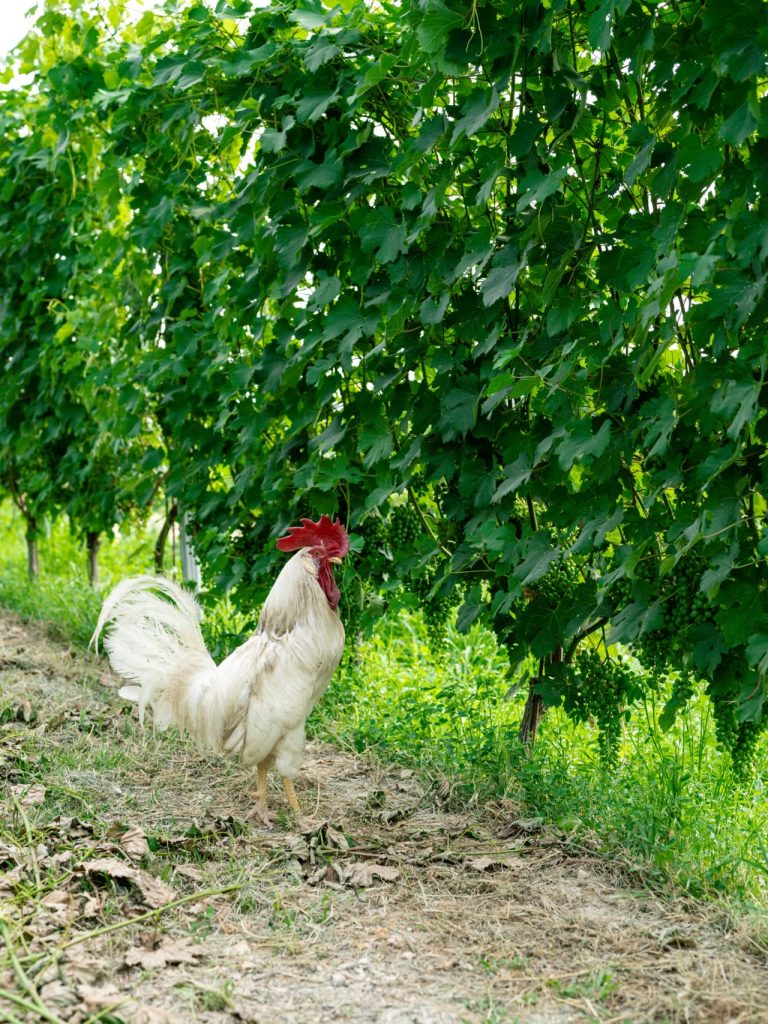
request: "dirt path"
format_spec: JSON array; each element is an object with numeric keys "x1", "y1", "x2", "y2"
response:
[{"x1": 1, "y1": 612, "x2": 767, "y2": 1024}]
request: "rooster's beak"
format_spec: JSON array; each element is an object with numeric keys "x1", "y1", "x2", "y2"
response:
[{"x1": 328, "y1": 556, "x2": 343, "y2": 565}]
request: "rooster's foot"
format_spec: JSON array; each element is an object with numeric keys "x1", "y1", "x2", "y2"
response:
[{"x1": 247, "y1": 800, "x2": 275, "y2": 828}]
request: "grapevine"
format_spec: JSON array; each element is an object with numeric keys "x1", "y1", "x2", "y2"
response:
[
  {"x1": 0, "y1": 0, "x2": 764, "y2": 777},
  {"x1": 708, "y1": 686, "x2": 768, "y2": 780}
]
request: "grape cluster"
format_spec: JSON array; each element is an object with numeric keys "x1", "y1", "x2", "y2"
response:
[
  {"x1": 610, "y1": 555, "x2": 657, "y2": 611},
  {"x1": 636, "y1": 552, "x2": 713, "y2": 672},
  {"x1": 340, "y1": 577, "x2": 374, "y2": 673},
  {"x1": 710, "y1": 692, "x2": 739, "y2": 752},
  {"x1": 670, "y1": 672, "x2": 695, "y2": 710},
  {"x1": 409, "y1": 560, "x2": 454, "y2": 661},
  {"x1": 387, "y1": 504, "x2": 421, "y2": 547},
  {"x1": 568, "y1": 648, "x2": 636, "y2": 768},
  {"x1": 731, "y1": 719, "x2": 767, "y2": 780},
  {"x1": 708, "y1": 689, "x2": 768, "y2": 780},
  {"x1": 359, "y1": 513, "x2": 387, "y2": 546},
  {"x1": 528, "y1": 557, "x2": 580, "y2": 607},
  {"x1": 610, "y1": 573, "x2": 633, "y2": 609}
]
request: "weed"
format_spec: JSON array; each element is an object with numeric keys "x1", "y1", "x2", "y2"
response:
[
  {"x1": 175, "y1": 977, "x2": 235, "y2": 1012},
  {"x1": 547, "y1": 968, "x2": 618, "y2": 1002},
  {"x1": 462, "y1": 994, "x2": 519, "y2": 1023},
  {"x1": 478, "y1": 951, "x2": 528, "y2": 974},
  {"x1": 190, "y1": 906, "x2": 217, "y2": 937}
]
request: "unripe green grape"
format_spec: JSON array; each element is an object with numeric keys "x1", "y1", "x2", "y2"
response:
[
  {"x1": 359, "y1": 514, "x2": 387, "y2": 549},
  {"x1": 388, "y1": 504, "x2": 421, "y2": 547},
  {"x1": 408, "y1": 558, "x2": 455, "y2": 662},
  {"x1": 670, "y1": 672, "x2": 695, "y2": 707},
  {"x1": 711, "y1": 694, "x2": 739, "y2": 753},
  {"x1": 730, "y1": 719, "x2": 767, "y2": 781},
  {"x1": 610, "y1": 575, "x2": 633, "y2": 609},
  {"x1": 341, "y1": 580, "x2": 365, "y2": 671},
  {"x1": 531, "y1": 557, "x2": 580, "y2": 607},
  {"x1": 571, "y1": 648, "x2": 636, "y2": 767},
  {"x1": 423, "y1": 594, "x2": 452, "y2": 663},
  {"x1": 634, "y1": 550, "x2": 716, "y2": 674}
]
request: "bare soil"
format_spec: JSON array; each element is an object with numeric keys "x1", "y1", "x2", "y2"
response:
[{"x1": 1, "y1": 612, "x2": 768, "y2": 1024}]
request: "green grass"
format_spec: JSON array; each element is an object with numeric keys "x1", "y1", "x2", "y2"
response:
[
  {"x1": 316, "y1": 613, "x2": 768, "y2": 902},
  {"x1": 0, "y1": 501, "x2": 156, "y2": 646},
  {"x1": 2, "y1": 500, "x2": 768, "y2": 906}
]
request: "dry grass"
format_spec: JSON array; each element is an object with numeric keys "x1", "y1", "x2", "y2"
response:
[{"x1": 2, "y1": 611, "x2": 768, "y2": 1024}]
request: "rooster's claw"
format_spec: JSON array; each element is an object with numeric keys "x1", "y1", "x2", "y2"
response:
[{"x1": 247, "y1": 801, "x2": 275, "y2": 828}]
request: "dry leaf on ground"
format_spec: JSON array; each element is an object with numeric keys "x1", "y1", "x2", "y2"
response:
[
  {"x1": 173, "y1": 864, "x2": 204, "y2": 882},
  {"x1": 0, "y1": 864, "x2": 25, "y2": 895},
  {"x1": 81, "y1": 893, "x2": 104, "y2": 917},
  {"x1": 59, "y1": 952, "x2": 110, "y2": 986},
  {"x1": 110, "y1": 823, "x2": 150, "y2": 861},
  {"x1": 464, "y1": 856, "x2": 510, "y2": 872},
  {"x1": 309, "y1": 861, "x2": 401, "y2": 887},
  {"x1": 80, "y1": 856, "x2": 175, "y2": 908},
  {"x1": 50, "y1": 815, "x2": 95, "y2": 839},
  {"x1": 125, "y1": 936, "x2": 207, "y2": 970},
  {"x1": 342, "y1": 862, "x2": 400, "y2": 887},
  {"x1": 135, "y1": 872, "x2": 176, "y2": 908},
  {"x1": 78, "y1": 982, "x2": 126, "y2": 1010},
  {"x1": 39, "y1": 888, "x2": 79, "y2": 924},
  {"x1": 38, "y1": 979, "x2": 79, "y2": 1012},
  {"x1": 270, "y1": 832, "x2": 311, "y2": 861},
  {"x1": 10, "y1": 782, "x2": 46, "y2": 806},
  {"x1": 0, "y1": 841, "x2": 23, "y2": 867},
  {"x1": 325, "y1": 824, "x2": 350, "y2": 851},
  {"x1": 82, "y1": 855, "x2": 137, "y2": 883}
]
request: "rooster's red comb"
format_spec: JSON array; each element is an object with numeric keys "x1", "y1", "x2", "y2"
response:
[{"x1": 276, "y1": 515, "x2": 350, "y2": 558}]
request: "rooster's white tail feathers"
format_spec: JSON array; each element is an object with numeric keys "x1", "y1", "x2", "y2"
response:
[{"x1": 91, "y1": 575, "x2": 216, "y2": 731}]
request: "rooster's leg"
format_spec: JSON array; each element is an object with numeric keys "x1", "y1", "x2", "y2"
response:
[
  {"x1": 282, "y1": 777, "x2": 302, "y2": 817},
  {"x1": 247, "y1": 762, "x2": 274, "y2": 826}
]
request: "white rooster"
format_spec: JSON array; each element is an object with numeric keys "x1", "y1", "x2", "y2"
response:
[{"x1": 92, "y1": 515, "x2": 349, "y2": 824}]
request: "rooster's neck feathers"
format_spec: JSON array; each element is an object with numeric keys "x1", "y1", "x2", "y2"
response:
[{"x1": 258, "y1": 549, "x2": 338, "y2": 635}]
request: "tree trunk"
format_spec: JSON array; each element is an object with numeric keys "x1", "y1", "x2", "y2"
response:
[
  {"x1": 86, "y1": 531, "x2": 101, "y2": 588},
  {"x1": 518, "y1": 677, "x2": 543, "y2": 750},
  {"x1": 179, "y1": 510, "x2": 201, "y2": 591},
  {"x1": 154, "y1": 503, "x2": 178, "y2": 573},
  {"x1": 518, "y1": 646, "x2": 562, "y2": 751},
  {"x1": 26, "y1": 519, "x2": 39, "y2": 581}
]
